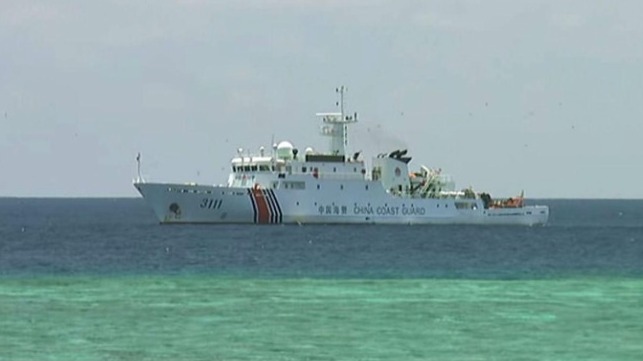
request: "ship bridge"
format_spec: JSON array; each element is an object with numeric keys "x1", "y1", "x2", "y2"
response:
[{"x1": 227, "y1": 151, "x2": 367, "y2": 188}]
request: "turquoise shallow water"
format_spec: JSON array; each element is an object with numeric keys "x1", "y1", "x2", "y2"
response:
[{"x1": 2, "y1": 276, "x2": 642, "y2": 361}]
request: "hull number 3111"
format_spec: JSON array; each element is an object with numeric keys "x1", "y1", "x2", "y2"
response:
[{"x1": 200, "y1": 198, "x2": 223, "y2": 210}]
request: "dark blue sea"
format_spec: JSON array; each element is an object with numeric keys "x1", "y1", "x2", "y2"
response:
[
  {"x1": 1, "y1": 198, "x2": 642, "y2": 360},
  {"x1": 1, "y1": 198, "x2": 642, "y2": 278}
]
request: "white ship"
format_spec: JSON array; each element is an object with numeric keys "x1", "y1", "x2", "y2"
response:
[{"x1": 134, "y1": 87, "x2": 549, "y2": 226}]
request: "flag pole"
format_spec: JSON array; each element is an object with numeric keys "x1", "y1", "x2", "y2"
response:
[{"x1": 136, "y1": 152, "x2": 142, "y2": 182}]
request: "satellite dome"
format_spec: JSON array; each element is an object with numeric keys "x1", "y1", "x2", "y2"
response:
[
  {"x1": 305, "y1": 147, "x2": 314, "y2": 155},
  {"x1": 276, "y1": 141, "x2": 294, "y2": 160},
  {"x1": 277, "y1": 141, "x2": 293, "y2": 150}
]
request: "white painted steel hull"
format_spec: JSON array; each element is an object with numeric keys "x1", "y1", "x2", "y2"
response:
[{"x1": 135, "y1": 182, "x2": 549, "y2": 226}]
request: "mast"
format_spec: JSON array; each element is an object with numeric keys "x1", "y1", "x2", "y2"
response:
[
  {"x1": 316, "y1": 86, "x2": 357, "y2": 156},
  {"x1": 339, "y1": 85, "x2": 345, "y2": 118}
]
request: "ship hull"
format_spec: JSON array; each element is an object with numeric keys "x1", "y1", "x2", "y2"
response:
[{"x1": 135, "y1": 182, "x2": 549, "y2": 226}]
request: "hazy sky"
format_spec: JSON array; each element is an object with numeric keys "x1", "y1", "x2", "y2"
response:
[{"x1": 2, "y1": 0, "x2": 642, "y2": 198}]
